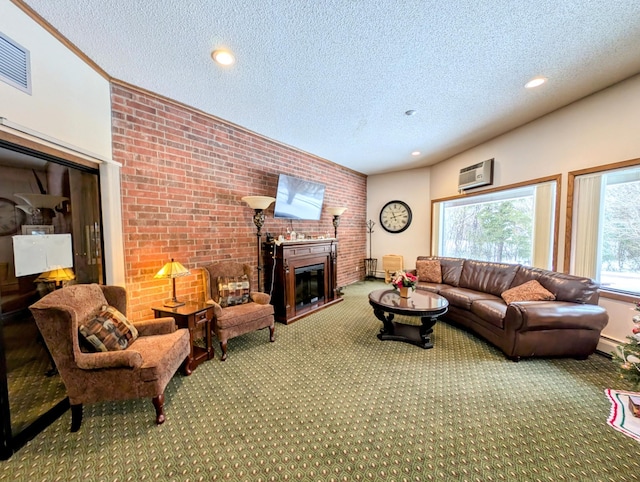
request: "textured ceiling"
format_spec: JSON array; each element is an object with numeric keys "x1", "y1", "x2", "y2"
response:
[{"x1": 18, "y1": 0, "x2": 640, "y2": 175}]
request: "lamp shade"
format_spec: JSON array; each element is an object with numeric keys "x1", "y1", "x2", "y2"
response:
[
  {"x1": 14, "y1": 193, "x2": 68, "y2": 209},
  {"x1": 327, "y1": 207, "x2": 347, "y2": 216},
  {"x1": 154, "y1": 259, "x2": 190, "y2": 279},
  {"x1": 242, "y1": 196, "x2": 276, "y2": 210},
  {"x1": 35, "y1": 267, "x2": 75, "y2": 283}
]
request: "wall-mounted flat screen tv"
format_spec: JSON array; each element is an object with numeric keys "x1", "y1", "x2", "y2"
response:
[{"x1": 273, "y1": 174, "x2": 326, "y2": 220}]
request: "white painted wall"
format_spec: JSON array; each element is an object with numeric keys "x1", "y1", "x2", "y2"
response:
[
  {"x1": 367, "y1": 167, "x2": 430, "y2": 275},
  {"x1": 0, "y1": 0, "x2": 125, "y2": 286},
  {"x1": 0, "y1": 0, "x2": 112, "y2": 159},
  {"x1": 367, "y1": 73, "x2": 640, "y2": 352}
]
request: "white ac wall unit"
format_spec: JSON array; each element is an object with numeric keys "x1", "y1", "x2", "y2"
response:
[{"x1": 458, "y1": 158, "x2": 494, "y2": 191}]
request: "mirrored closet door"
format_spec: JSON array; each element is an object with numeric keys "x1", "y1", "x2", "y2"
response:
[{"x1": 0, "y1": 141, "x2": 104, "y2": 459}]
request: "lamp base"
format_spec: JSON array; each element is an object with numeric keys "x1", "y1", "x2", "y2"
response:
[{"x1": 163, "y1": 300, "x2": 185, "y2": 308}]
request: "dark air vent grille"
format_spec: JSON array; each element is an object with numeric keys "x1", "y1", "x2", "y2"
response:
[{"x1": 0, "y1": 32, "x2": 31, "y2": 94}]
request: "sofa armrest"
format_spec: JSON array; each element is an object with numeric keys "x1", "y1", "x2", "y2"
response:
[
  {"x1": 505, "y1": 301, "x2": 609, "y2": 332},
  {"x1": 76, "y1": 350, "x2": 143, "y2": 370},
  {"x1": 134, "y1": 317, "x2": 176, "y2": 336},
  {"x1": 251, "y1": 292, "x2": 271, "y2": 305}
]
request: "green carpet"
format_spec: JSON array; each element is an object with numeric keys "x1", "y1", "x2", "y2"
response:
[{"x1": 1, "y1": 280, "x2": 638, "y2": 481}]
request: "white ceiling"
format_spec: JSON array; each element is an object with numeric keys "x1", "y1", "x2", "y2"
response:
[{"x1": 19, "y1": 0, "x2": 640, "y2": 175}]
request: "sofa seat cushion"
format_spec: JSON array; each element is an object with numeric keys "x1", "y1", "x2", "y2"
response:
[
  {"x1": 440, "y1": 287, "x2": 499, "y2": 310},
  {"x1": 470, "y1": 299, "x2": 508, "y2": 328},
  {"x1": 416, "y1": 282, "x2": 448, "y2": 294},
  {"x1": 130, "y1": 329, "x2": 190, "y2": 383},
  {"x1": 216, "y1": 302, "x2": 275, "y2": 329}
]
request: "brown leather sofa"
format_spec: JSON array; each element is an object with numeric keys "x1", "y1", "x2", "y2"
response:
[{"x1": 414, "y1": 256, "x2": 609, "y2": 361}]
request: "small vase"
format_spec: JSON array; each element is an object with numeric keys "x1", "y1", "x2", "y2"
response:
[{"x1": 399, "y1": 286, "x2": 410, "y2": 298}]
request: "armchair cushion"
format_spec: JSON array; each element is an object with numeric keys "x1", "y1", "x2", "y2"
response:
[
  {"x1": 216, "y1": 275, "x2": 250, "y2": 307},
  {"x1": 79, "y1": 305, "x2": 139, "y2": 352}
]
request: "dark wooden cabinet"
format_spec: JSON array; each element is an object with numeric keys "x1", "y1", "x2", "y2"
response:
[{"x1": 264, "y1": 239, "x2": 342, "y2": 324}]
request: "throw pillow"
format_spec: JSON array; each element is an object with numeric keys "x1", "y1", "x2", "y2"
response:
[
  {"x1": 501, "y1": 280, "x2": 556, "y2": 305},
  {"x1": 216, "y1": 275, "x2": 250, "y2": 307},
  {"x1": 416, "y1": 259, "x2": 442, "y2": 283},
  {"x1": 79, "y1": 305, "x2": 139, "y2": 352}
]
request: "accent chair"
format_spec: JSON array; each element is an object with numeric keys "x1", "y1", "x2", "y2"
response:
[
  {"x1": 203, "y1": 261, "x2": 275, "y2": 361},
  {"x1": 29, "y1": 283, "x2": 191, "y2": 431}
]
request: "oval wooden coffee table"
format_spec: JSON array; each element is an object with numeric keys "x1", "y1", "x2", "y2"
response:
[{"x1": 368, "y1": 288, "x2": 449, "y2": 349}]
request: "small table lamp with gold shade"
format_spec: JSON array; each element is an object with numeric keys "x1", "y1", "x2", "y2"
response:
[
  {"x1": 35, "y1": 267, "x2": 76, "y2": 289},
  {"x1": 154, "y1": 258, "x2": 190, "y2": 308}
]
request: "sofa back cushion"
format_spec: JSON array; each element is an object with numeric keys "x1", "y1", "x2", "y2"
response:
[
  {"x1": 459, "y1": 259, "x2": 520, "y2": 297},
  {"x1": 417, "y1": 256, "x2": 464, "y2": 286},
  {"x1": 510, "y1": 265, "x2": 600, "y2": 304}
]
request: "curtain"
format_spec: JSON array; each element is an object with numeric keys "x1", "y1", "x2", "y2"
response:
[
  {"x1": 431, "y1": 202, "x2": 441, "y2": 255},
  {"x1": 571, "y1": 174, "x2": 602, "y2": 279},
  {"x1": 531, "y1": 182, "x2": 554, "y2": 269}
]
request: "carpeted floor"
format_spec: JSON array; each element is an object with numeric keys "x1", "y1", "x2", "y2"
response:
[{"x1": 1, "y1": 280, "x2": 638, "y2": 481}]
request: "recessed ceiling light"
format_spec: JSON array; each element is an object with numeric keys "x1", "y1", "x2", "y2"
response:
[
  {"x1": 405, "y1": 110, "x2": 417, "y2": 116},
  {"x1": 525, "y1": 77, "x2": 547, "y2": 89},
  {"x1": 211, "y1": 49, "x2": 235, "y2": 66},
  {"x1": 411, "y1": 151, "x2": 421, "y2": 156}
]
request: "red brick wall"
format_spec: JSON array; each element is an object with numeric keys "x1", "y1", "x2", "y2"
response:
[{"x1": 111, "y1": 83, "x2": 367, "y2": 321}]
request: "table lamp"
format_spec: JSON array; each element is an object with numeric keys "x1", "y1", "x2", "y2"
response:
[{"x1": 154, "y1": 258, "x2": 190, "y2": 307}]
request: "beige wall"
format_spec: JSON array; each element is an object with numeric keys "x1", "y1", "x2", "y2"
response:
[
  {"x1": 367, "y1": 73, "x2": 640, "y2": 352},
  {"x1": 366, "y1": 167, "x2": 430, "y2": 276},
  {"x1": 0, "y1": 0, "x2": 112, "y2": 158}
]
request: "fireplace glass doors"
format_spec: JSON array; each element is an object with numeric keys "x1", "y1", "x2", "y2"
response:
[{"x1": 294, "y1": 263, "x2": 325, "y2": 308}]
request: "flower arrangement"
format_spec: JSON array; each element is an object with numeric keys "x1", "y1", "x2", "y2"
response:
[
  {"x1": 390, "y1": 271, "x2": 418, "y2": 291},
  {"x1": 613, "y1": 301, "x2": 640, "y2": 387}
]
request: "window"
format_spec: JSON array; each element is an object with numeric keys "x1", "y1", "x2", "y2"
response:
[
  {"x1": 432, "y1": 178, "x2": 558, "y2": 269},
  {"x1": 569, "y1": 161, "x2": 640, "y2": 295}
]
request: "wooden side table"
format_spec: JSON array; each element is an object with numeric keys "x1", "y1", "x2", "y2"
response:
[{"x1": 152, "y1": 302, "x2": 214, "y2": 373}]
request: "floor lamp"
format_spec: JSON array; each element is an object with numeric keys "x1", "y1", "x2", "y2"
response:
[
  {"x1": 327, "y1": 207, "x2": 347, "y2": 238},
  {"x1": 242, "y1": 195, "x2": 276, "y2": 292}
]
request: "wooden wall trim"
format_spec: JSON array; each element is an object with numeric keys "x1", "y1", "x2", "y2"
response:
[{"x1": 0, "y1": 130, "x2": 99, "y2": 169}]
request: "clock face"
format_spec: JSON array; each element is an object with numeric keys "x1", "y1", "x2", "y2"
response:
[{"x1": 380, "y1": 200, "x2": 412, "y2": 233}]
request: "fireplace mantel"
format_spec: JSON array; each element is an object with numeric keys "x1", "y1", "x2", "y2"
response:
[{"x1": 264, "y1": 238, "x2": 342, "y2": 324}]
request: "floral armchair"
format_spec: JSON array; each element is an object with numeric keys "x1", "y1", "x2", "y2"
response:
[
  {"x1": 29, "y1": 283, "x2": 191, "y2": 431},
  {"x1": 203, "y1": 262, "x2": 275, "y2": 360}
]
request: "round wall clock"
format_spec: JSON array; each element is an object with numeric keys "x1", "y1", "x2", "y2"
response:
[
  {"x1": 379, "y1": 200, "x2": 412, "y2": 233},
  {"x1": 0, "y1": 197, "x2": 24, "y2": 236}
]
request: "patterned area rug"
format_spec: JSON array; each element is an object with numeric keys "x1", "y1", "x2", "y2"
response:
[{"x1": 1, "y1": 280, "x2": 639, "y2": 481}]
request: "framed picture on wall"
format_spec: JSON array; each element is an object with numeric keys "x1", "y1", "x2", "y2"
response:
[{"x1": 21, "y1": 225, "x2": 54, "y2": 235}]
